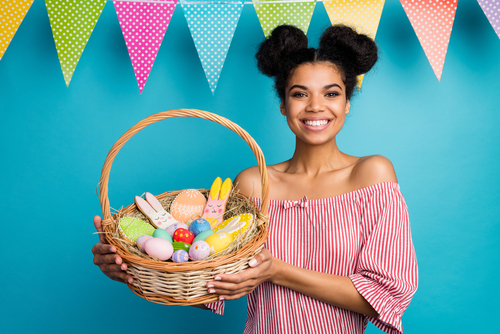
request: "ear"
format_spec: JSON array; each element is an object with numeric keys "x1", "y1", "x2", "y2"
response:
[
  {"x1": 345, "y1": 100, "x2": 351, "y2": 115},
  {"x1": 280, "y1": 101, "x2": 286, "y2": 116},
  {"x1": 145, "y1": 192, "x2": 164, "y2": 212},
  {"x1": 135, "y1": 196, "x2": 154, "y2": 215}
]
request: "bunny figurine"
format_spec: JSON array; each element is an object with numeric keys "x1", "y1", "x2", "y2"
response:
[
  {"x1": 135, "y1": 192, "x2": 180, "y2": 230},
  {"x1": 202, "y1": 177, "x2": 232, "y2": 229}
]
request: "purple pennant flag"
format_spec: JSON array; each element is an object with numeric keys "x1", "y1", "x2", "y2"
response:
[{"x1": 478, "y1": 0, "x2": 499, "y2": 38}]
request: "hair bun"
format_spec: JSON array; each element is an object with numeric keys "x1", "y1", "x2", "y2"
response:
[
  {"x1": 318, "y1": 25, "x2": 378, "y2": 76},
  {"x1": 256, "y1": 25, "x2": 309, "y2": 77}
]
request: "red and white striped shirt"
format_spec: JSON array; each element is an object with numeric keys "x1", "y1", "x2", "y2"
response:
[{"x1": 207, "y1": 182, "x2": 418, "y2": 334}]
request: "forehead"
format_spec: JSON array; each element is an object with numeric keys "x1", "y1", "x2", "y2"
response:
[{"x1": 287, "y1": 62, "x2": 344, "y2": 88}]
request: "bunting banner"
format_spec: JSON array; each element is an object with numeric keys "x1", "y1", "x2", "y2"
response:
[
  {"x1": 477, "y1": 0, "x2": 499, "y2": 39},
  {"x1": 0, "y1": 0, "x2": 34, "y2": 60},
  {"x1": 253, "y1": 0, "x2": 316, "y2": 37},
  {"x1": 182, "y1": 0, "x2": 244, "y2": 94},
  {"x1": 114, "y1": 0, "x2": 177, "y2": 93},
  {"x1": 323, "y1": 0, "x2": 385, "y2": 88},
  {"x1": 400, "y1": 0, "x2": 458, "y2": 81},
  {"x1": 45, "y1": 0, "x2": 107, "y2": 87}
]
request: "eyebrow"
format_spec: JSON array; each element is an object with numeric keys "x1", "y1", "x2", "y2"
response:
[{"x1": 288, "y1": 83, "x2": 343, "y2": 92}]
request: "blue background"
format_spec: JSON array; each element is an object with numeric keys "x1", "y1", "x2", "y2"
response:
[{"x1": 1, "y1": 0, "x2": 499, "y2": 333}]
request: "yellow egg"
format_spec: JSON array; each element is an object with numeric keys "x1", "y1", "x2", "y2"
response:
[
  {"x1": 205, "y1": 232, "x2": 233, "y2": 255},
  {"x1": 214, "y1": 213, "x2": 253, "y2": 238}
]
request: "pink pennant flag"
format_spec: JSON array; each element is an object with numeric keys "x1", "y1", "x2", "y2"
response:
[
  {"x1": 400, "y1": 0, "x2": 458, "y2": 81},
  {"x1": 114, "y1": 0, "x2": 177, "y2": 93}
]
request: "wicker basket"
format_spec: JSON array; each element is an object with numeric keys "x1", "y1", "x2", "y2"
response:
[{"x1": 99, "y1": 109, "x2": 270, "y2": 305}]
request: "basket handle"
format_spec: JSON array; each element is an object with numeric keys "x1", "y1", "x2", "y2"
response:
[{"x1": 99, "y1": 109, "x2": 270, "y2": 220}]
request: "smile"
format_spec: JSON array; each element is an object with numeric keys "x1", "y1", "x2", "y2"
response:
[{"x1": 303, "y1": 120, "x2": 330, "y2": 127}]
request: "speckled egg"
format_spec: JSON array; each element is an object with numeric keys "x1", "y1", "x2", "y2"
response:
[
  {"x1": 165, "y1": 222, "x2": 189, "y2": 237},
  {"x1": 172, "y1": 241, "x2": 191, "y2": 253},
  {"x1": 189, "y1": 240, "x2": 211, "y2": 261},
  {"x1": 144, "y1": 238, "x2": 173, "y2": 261},
  {"x1": 193, "y1": 229, "x2": 214, "y2": 243},
  {"x1": 153, "y1": 228, "x2": 173, "y2": 242},
  {"x1": 189, "y1": 218, "x2": 212, "y2": 236},
  {"x1": 136, "y1": 235, "x2": 153, "y2": 253},
  {"x1": 171, "y1": 250, "x2": 190, "y2": 263},
  {"x1": 205, "y1": 232, "x2": 233, "y2": 255},
  {"x1": 173, "y1": 228, "x2": 195, "y2": 244}
]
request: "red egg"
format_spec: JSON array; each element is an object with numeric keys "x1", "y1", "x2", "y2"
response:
[{"x1": 173, "y1": 228, "x2": 195, "y2": 244}]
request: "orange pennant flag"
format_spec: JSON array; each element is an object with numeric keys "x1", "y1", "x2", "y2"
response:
[
  {"x1": 400, "y1": 0, "x2": 458, "y2": 81},
  {"x1": 0, "y1": 0, "x2": 34, "y2": 60}
]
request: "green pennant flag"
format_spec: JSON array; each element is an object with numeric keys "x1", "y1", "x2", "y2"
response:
[
  {"x1": 253, "y1": 0, "x2": 316, "y2": 37},
  {"x1": 45, "y1": 0, "x2": 107, "y2": 87}
]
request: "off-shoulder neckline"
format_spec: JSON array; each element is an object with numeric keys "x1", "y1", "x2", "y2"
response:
[{"x1": 251, "y1": 182, "x2": 400, "y2": 204}]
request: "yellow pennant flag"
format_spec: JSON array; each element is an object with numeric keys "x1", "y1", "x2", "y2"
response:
[
  {"x1": 323, "y1": 0, "x2": 385, "y2": 88},
  {"x1": 0, "y1": 0, "x2": 35, "y2": 60}
]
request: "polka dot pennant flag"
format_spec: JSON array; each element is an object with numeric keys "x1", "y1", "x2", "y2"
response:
[
  {"x1": 114, "y1": 0, "x2": 177, "y2": 93},
  {"x1": 182, "y1": 1, "x2": 244, "y2": 94},
  {"x1": 400, "y1": 0, "x2": 458, "y2": 81},
  {"x1": 0, "y1": 0, "x2": 34, "y2": 61},
  {"x1": 323, "y1": 0, "x2": 385, "y2": 88},
  {"x1": 45, "y1": 0, "x2": 107, "y2": 87},
  {"x1": 253, "y1": 0, "x2": 316, "y2": 37},
  {"x1": 477, "y1": 0, "x2": 500, "y2": 39}
]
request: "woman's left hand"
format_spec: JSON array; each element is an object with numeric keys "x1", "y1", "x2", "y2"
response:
[{"x1": 206, "y1": 249, "x2": 276, "y2": 300}]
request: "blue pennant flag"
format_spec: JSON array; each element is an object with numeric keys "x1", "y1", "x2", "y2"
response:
[{"x1": 182, "y1": 0, "x2": 244, "y2": 94}]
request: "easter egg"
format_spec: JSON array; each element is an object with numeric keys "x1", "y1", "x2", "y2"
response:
[
  {"x1": 205, "y1": 232, "x2": 233, "y2": 255},
  {"x1": 189, "y1": 240, "x2": 211, "y2": 261},
  {"x1": 173, "y1": 228, "x2": 195, "y2": 244},
  {"x1": 171, "y1": 250, "x2": 189, "y2": 263},
  {"x1": 136, "y1": 235, "x2": 153, "y2": 253},
  {"x1": 189, "y1": 218, "x2": 212, "y2": 236},
  {"x1": 193, "y1": 229, "x2": 214, "y2": 243},
  {"x1": 119, "y1": 216, "x2": 155, "y2": 243},
  {"x1": 144, "y1": 238, "x2": 173, "y2": 260},
  {"x1": 214, "y1": 213, "x2": 253, "y2": 238},
  {"x1": 170, "y1": 189, "x2": 207, "y2": 223},
  {"x1": 172, "y1": 242, "x2": 191, "y2": 253},
  {"x1": 153, "y1": 228, "x2": 173, "y2": 242},
  {"x1": 165, "y1": 222, "x2": 189, "y2": 237}
]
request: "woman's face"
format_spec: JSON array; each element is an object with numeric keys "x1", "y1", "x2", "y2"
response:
[{"x1": 281, "y1": 62, "x2": 350, "y2": 146}]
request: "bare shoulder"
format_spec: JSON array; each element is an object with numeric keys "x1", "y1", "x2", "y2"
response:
[
  {"x1": 234, "y1": 166, "x2": 262, "y2": 198},
  {"x1": 350, "y1": 155, "x2": 398, "y2": 188}
]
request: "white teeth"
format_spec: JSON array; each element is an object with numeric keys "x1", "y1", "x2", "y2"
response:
[{"x1": 304, "y1": 120, "x2": 328, "y2": 126}]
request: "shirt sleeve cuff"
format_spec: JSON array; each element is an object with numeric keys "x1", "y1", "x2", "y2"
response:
[{"x1": 204, "y1": 300, "x2": 225, "y2": 315}]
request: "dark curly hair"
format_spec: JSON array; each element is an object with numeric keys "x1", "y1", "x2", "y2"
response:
[{"x1": 255, "y1": 24, "x2": 378, "y2": 101}]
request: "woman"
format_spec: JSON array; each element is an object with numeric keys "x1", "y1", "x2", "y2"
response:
[{"x1": 92, "y1": 25, "x2": 418, "y2": 334}]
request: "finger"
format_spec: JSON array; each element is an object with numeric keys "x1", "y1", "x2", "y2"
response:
[
  {"x1": 249, "y1": 250, "x2": 271, "y2": 268},
  {"x1": 92, "y1": 243, "x2": 116, "y2": 255},
  {"x1": 93, "y1": 253, "x2": 124, "y2": 266},
  {"x1": 93, "y1": 215, "x2": 106, "y2": 243},
  {"x1": 218, "y1": 292, "x2": 248, "y2": 301},
  {"x1": 100, "y1": 263, "x2": 128, "y2": 273},
  {"x1": 107, "y1": 270, "x2": 134, "y2": 284}
]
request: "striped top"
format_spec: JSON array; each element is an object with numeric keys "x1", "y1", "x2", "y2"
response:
[{"x1": 207, "y1": 182, "x2": 418, "y2": 334}]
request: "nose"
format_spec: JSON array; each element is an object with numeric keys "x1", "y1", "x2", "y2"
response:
[{"x1": 306, "y1": 94, "x2": 324, "y2": 112}]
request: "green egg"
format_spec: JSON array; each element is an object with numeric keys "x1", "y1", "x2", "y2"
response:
[
  {"x1": 153, "y1": 228, "x2": 173, "y2": 243},
  {"x1": 193, "y1": 230, "x2": 214, "y2": 243},
  {"x1": 172, "y1": 242, "x2": 191, "y2": 253}
]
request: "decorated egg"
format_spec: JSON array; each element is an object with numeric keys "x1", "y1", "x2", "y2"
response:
[
  {"x1": 165, "y1": 222, "x2": 189, "y2": 237},
  {"x1": 153, "y1": 228, "x2": 173, "y2": 243},
  {"x1": 214, "y1": 213, "x2": 254, "y2": 238},
  {"x1": 136, "y1": 235, "x2": 153, "y2": 253},
  {"x1": 170, "y1": 189, "x2": 207, "y2": 223},
  {"x1": 119, "y1": 216, "x2": 155, "y2": 243},
  {"x1": 193, "y1": 229, "x2": 214, "y2": 243},
  {"x1": 189, "y1": 240, "x2": 211, "y2": 261},
  {"x1": 189, "y1": 218, "x2": 212, "y2": 236},
  {"x1": 171, "y1": 250, "x2": 189, "y2": 263},
  {"x1": 205, "y1": 232, "x2": 233, "y2": 255},
  {"x1": 173, "y1": 228, "x2": 195, "y2": 244},
  {"x1": 172, "y1": 242, "x2": 191, "y2": 253},
  {"x1": 144, "y1": 238, "x2": 173, "y2": 260}
]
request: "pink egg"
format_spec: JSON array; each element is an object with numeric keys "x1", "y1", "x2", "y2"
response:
[
  {"x1": 189, "y1": 240, "x2": 211, "y2": 261},
  {"x1": 136, "y1": 235, "x2": 153, "y2": 253},
  {"x1": 166, "y1": 222, "x2": 189, "y2": 237},
  {"x1": 144, "y1": 238, "x2": 173, "y2": 260}
]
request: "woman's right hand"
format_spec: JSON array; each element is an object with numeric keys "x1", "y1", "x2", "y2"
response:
[{"x1": 92, "y1": 215, "x2": 133, "y2": 284}]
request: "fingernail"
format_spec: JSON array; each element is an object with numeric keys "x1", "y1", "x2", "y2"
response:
[
  {"x1": 128, "y1": 278, "x2": 133, "y2": 284},
  {"x1": 207, "y1": 284, "x2": 214, "y2": 288},
  {"x1": 219, "y1": 296, "x2": 225, "y2": 301},
  {"x1": 249, "y1": 259, "x2": 258, "y2": 267},
  {"x1": 209, "y1": 289, "x2": 216, "y2": 294},
  {"x1": 214, "y1": 276, "x2": 221, "y2": 281}
]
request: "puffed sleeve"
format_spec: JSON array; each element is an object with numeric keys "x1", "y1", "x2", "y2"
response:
[
  {"x1": 348, "y1": 184, "x2": 418, "y2": 334},
  {"x1": 204, "y1": 300, "x2": 225, "y2": 315}
]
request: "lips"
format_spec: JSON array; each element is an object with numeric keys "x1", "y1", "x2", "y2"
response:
[{"x1": 300, "y1": 118, "x2": 332, "y2": 131}]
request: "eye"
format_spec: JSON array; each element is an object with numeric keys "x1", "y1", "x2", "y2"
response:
[
  {"x1": 217, "y1": 204, "x2": 222, "y2": 207},
  {"x1": 292, "y1": 91, "x2": 307, "y2": 98},
  {"x1": 208, "y1": 204, "x2": 213, "y2": 207},
  {"x1": 162, "y1": 213, "x2": 166, "y2": 216},
  {"x1": 326, "y1": 92, "x2": 340, "y2": 97}
]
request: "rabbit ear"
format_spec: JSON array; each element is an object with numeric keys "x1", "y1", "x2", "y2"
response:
[
  {"x1": 208, "y1": 177, "x2": 222, "y2": 200},
  {"x1": 135, "y1": 196, "x2": 155, "y2": 216},
  {"x1": 145, "y1": 192, "x2": 164, "y2": 212},
  {"x1": 219, "y1": 178, "x2": 232, "y2": 201}
]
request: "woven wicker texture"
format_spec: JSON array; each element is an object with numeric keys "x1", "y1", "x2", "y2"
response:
[{"x1": 98, "y1": 109, "x2": 269, "y2": 305}]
